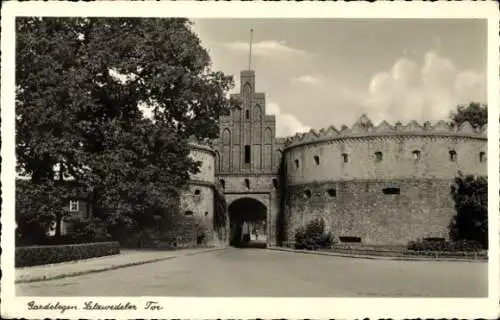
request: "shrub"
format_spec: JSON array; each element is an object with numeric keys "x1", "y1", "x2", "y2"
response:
[
  {"x1": 72, "y1": 218, "x2": 111, "y2": 243},
  {"x1": 407, "y1": 239, "x2": 483, "y2": 252},
  {"x1": 294, "y1": 218, "x2": 334, "y2": 250},
  {"x1": 16, "y1": 241, "x2": 120, "y2": 267}
]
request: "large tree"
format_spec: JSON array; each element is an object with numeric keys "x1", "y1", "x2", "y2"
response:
[
  {"x1": 447, "y1": 102, "x2": 488, "y2": 249},
  {"x1": 450, "y1": 102, "x2": 487, "y2": 129},
  {"x1": 16, "y1": 18, "x2": 233, "y2": 237},
  {"x1": 449, "y1": 173, "x2": 488, "y2": 249}
]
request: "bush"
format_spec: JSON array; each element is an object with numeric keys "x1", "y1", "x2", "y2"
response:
[
  {"x1": 294, "y1": 218, "x2": 334, "y2": 250},
  {"x1": 407, "y1": 239, "x2": 483, "y2": 252},
  {"x1": 16, "y1": 241, "x2": 120, "y2": 267},
  {"x1": 72, "y1": 218, "x2": 111, "y2": 243}
]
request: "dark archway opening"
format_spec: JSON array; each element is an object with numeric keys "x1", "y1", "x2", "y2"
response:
[{"x1": 229, "y1": 198, "x2": 267, "y2": 248}]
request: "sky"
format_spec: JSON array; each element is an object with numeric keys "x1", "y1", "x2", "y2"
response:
[{"x1": 190, "y1": 19, "x2": 487, "y2": 137}]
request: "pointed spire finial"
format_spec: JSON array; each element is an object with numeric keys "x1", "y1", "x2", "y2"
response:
[{"x1": 248, "y1": 28, "x2": 254, "y2": 70}]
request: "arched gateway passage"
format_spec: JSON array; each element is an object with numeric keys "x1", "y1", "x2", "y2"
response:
[{"x1": 228, "y1": 197, "x2": 267, "y2": 247}]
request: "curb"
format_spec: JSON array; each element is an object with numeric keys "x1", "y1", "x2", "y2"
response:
[
  {"x1": 16, "y1": 247, "x2": 224, "y2": 284},
  {"x1": 267, "y1": 247, "x2": 487, "y2": 263}
]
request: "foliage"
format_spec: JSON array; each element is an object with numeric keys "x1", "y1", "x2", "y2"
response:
[
  {"x1": 15, "y1": 180, "x2": 71, "y2": 245},
  {"x1": 294, "y1": 218, "x2": 335, "y2": 250},
  {"x1": 449, "y1": 172, "x2": 488, "y2": 249},
  {"x1": 450, "y1": 102, "x2": 487, "y2": 129},
  {"x1": 15, "y1": 241, "x2": 120, "y2": 267},
  {"x1": 16, "y1": 18, "x2": 233, "y2": 231},
  {"x1": 407, "y1": 239, "x2": 483, "y2": 252},
  {"x1": 71, "y1": 218, "x2": 112, "y2": 243}
]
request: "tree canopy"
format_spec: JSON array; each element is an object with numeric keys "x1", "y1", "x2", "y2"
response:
[
  {"x1": 450, "y1": 102, "x2": 487, "y2": 129},
  {"x1": 449, "y1": 173, "x2": 488, "y2": 249},
  {"x1": 16, "y1": 17, "x2": 233, "y2": 237}
]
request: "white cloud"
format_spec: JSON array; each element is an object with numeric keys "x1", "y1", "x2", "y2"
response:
[
  {"x1": 266, "y1": 102, "x2": 310, "y2": 137},
  {"x1": 222, "y1": 40, "x2": 309, "y2": 59},
  {"x1": 363, "y1": 50, "x2": 486, "y2": 123},
  {"x1": 291, "y1": 75, "x2": 322, "y2": 86}
]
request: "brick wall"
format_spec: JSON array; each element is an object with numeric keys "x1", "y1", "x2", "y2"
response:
[
  {"x1": 284, "y1": 179, "x2": 458, "y2": 245},
  {"x1": 285, "y1": 135, "x2": 486, "y2": 185},
  {"x1": 158, "y1": 143, "x2": 221, "y2": 248},
  {"x1": 189, "y1": 146, "x2": 215, "y2": 183}
]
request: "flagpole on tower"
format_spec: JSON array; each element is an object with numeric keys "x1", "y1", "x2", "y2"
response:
[{"x1": 248, "y1": 28, "x2": 254, "y2": 70}]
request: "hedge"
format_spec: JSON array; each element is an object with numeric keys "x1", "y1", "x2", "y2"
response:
[
  {"x1": 16, "y1": 241, "x2": 120, "y2": 267},
  {"x1": 407, "y1": 239, "x2": 483, "y2": 252}
]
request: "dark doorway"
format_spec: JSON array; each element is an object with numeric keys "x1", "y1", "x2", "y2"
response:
[{"x1": 229, "y1": 198, "x2": 267, "y2": 248}]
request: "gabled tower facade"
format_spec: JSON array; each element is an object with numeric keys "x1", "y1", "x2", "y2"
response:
[{"x1": 214, "y1": 70, "x2": 284, "y2": 246}]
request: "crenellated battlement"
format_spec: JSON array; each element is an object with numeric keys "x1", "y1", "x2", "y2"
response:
[
  {"x1": 187, "y1": 136, "x2": 216, "y2": 155},
  {"x1": 284, "y1": 114, "x2": 486, "y2": 148}
]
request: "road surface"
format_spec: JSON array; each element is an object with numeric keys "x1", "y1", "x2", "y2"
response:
[{"x1": 17, "y1": 248, "x2": 487, "y2": 297}]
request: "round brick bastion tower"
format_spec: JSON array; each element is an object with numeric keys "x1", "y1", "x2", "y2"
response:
[
  {"x1": 281, "y1": 114, "x2": 487, "y2": 245},
  {"x1": 175, "y1": 141, "x2": 221, "y2": 247}
]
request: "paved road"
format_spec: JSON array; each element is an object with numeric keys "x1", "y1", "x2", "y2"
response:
[{"x1": 17, "y1": 248, "x2": 487, "y2": 297}]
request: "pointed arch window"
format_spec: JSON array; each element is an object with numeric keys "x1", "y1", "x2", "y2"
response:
[
  {"x1": 222, "y1": 128, "x2": 231, "y2": 145},
  {"x1": 254, "y1": 104, "x2": 262, "y2": 121}
]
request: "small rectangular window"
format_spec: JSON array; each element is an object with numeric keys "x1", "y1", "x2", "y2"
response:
[
  {"x1": 314, "y1": 155, "x2": 320, "y2": 165},
  {"x1": 244, "y1": 145, "x2": 251, "y2": 164},
  {"x1": 272, "y1": 178, "x2": 279, "y2": 189},
  {"x1": 69, "y1": 200, "x2": 79, "y2": 212},
  {"x1": 339, "y1": 236, "x2": 361, "y2": 243},
  {"x1": 412, "y1": 150, "x2": 421, "y2": 161},
  {"x1": 423, "y1": 237, "x2": 445, "y2": 242},
  {"x1": 342, "y1": 153, "x2": 348, "y2": 163},
  {"x1": 382, "y1": 187, "x2": 400, "y2": 195},
  {"x1": 479, "y1": 152, "x2": 486, "y2": 163},
  {"x1": 327, "y1": 189, "x2": 336, "y2": 197},
  {"x1": 449, "y1": 150, "x2": 457, "y2": 162}
]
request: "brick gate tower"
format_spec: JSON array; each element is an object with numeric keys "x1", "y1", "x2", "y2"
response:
[{"x1": 214, "y1": 69, "x2": 285, "y2": 246}]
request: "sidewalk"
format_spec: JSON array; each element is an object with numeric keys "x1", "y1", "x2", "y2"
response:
[
  {"x1": 16, "y1": 247, "x2": 224, "y2": 284},
  {"x1": 267, "y1": 246, "x2": 487, "y2": 263}
]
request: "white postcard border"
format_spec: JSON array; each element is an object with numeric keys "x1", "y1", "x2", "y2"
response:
[{"x1": 2, "y1": 1, "x2": 499, "y2": 319}]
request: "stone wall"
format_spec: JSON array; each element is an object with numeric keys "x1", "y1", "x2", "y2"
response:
[
  {"x1": 285, "y1": 135, "x2": 486, "y2": 185},
  {"x1": 217, "y1": 174, "x2": 278, "y2": 193},
  {"x1": 284, "y1": 179, "x2": 457, "y2": 245},
  {"x1": 281, "y1": 121, "x2": 486, "y2": 245},
  {"x1": 188, "y1": 144, "x2": 215, "y2": 183},
  {"x1": 160, "y1": 143, "x2": 222, "y2": 248},
  {"x1": 175, "y1": 183, "x2": 216, "y2": 246}
]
